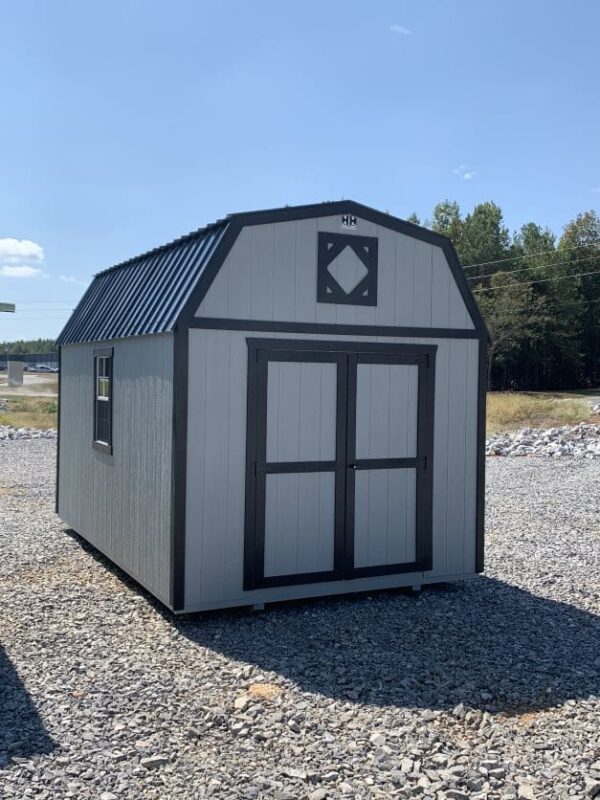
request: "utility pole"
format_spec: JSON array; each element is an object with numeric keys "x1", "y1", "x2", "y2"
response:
[{"x1": 1, "y1": 303, "x2": 15, "y2": 375}]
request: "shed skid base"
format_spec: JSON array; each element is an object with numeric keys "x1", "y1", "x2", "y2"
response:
[{"x1": 177, "y1": 574, "x2": 478, "y2": 614}]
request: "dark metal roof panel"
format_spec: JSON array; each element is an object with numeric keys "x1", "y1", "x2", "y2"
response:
[{"x1": 56, "y1": 222, "x2": 228, "y2": 345}]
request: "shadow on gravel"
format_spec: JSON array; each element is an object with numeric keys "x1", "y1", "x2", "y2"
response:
[
  {"x1": 177, "y1": 577, "x2": 600, "y2": 715},
  {"x1": 0, "y1": 644, "x2": 56, "y2": 767},
  {"x1": 62, "y1": 529, "x2": 600, "y2": 715}
]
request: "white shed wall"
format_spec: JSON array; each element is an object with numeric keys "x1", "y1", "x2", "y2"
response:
[
  {"x1": 195, "y1": 216, "x2": 474, "y2": 330},
  {"x1": 184, "y1": 329, "x2": 479, "y2": 611},
  {"x1": 58, "y1": 334, "x2": 174, "y2": 605}
]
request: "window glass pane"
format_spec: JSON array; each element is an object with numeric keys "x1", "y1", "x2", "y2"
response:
[
  {"x1": 94, "y1": 354, "x2": 112, "y2": 446},
  {"x1": 97, "y1": 376, "x2": 110, "y2": 399},
  {"x1": 96, "y1": 398, "x2": 110, "y2": 443}
]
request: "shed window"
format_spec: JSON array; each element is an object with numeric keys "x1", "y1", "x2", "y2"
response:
[{"x1": 93, "y1": 349, "x2": 113, "y2": 452}]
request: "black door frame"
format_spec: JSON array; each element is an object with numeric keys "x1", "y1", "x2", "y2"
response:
[{"x1": 244, "y1": 339, "x2": 436, "y2": 591}]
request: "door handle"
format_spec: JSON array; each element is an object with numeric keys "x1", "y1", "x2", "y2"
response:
[{"x1": 348, "y1": 464, "x2": 358, "y2": 470}]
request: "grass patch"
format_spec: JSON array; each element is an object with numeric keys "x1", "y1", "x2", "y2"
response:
[
  {"x1": 0, "y1": 397, "x2": 58, "y2": 429},
  {"x1": 487, "y1": 392, "x2": 593, "y2": 433},
  {"x1": 0, "y1": 388, "x2": 594, "y2": 435},
  {"x1": 0, "y1": 374, "x2": 58, "y2": 395}
]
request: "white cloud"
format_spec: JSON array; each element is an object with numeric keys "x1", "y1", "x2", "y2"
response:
[
  {"x1": 0, "y1": 264, "x2": 44, "y2": 278},
  {"x1": 0, "y1": 237, "x2": 46, "y2": 279},
  {"x1": 0, "y1": 238, "x2": 44, "y2": 263},
  {"x1": 59, "y1": 274, "x2": 89, "y2": 287},
  {"x1": 591, "y1": 187, "x2": 600, "y2": 194},
  {"x1": 390, "y1": 24, "x2": 412, "y2": 35},
  {"x1": 453, "y1": 164, "x2": 477, "y2": 181}
]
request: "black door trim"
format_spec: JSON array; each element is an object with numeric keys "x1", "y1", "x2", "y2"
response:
[
  {"x1": 244, "y1": 339, "x2": 436, "y2": 591},
  {"x1": 245, "y1": 338, "x2": 439, "y2": 356}
]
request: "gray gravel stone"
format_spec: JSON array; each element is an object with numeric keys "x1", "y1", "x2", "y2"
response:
[
  {"x1": 139, "y1": 756, "x2": 169, "y2": 769},
  {"x1": 486, "y1": 423, "x2": 600, "y2": 458},
  {"x1": 0, "y1": 424, "x2": 56, "y2": 441},
  {"x1": 0, "y1": 439, "x2": 598, "y2": 799}
]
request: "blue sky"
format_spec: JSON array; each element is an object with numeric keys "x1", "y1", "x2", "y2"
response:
[{"x1": 1, "y1": 0, "x2": 599, "y2": 341}]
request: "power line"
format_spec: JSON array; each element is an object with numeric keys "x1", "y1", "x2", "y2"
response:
[
  {"x1": 473, "y1": 268, "x2": 600, "y2": 293},
  {"x1": 462, "y1": 241, "x2": 600, "y2": 271},
  {"x1": 467, "y1": 253, "x2": 600, "y2": 282}
]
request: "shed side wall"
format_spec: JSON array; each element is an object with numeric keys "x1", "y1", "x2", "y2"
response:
[
  {"x1": 58, "y1": 334, "x2": 174, "y2": 605},
  {"x1": 184, "y1": 329, "x2": 478, "y2": 611},
  {"x1": 195, "y1": 215, "x2": 474, "y2": 329}
]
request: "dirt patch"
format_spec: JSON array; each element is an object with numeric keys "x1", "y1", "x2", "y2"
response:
[
  {"x1": 248, "y1": 682, "x2": 284, "y2": 700},
  {"x1": 0, "y1": 485, "x2": 24, "y2": 497}
]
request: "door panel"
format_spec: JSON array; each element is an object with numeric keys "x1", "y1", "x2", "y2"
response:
[
  {"x1": 266, "y1": 361, "x2": 337, "y2": 462},
  {"x1": 348, "y1": 350, "x2": 433, "y2": 577},
  {"x1": 355, "y1": 363, "x2": 418, "y2": 460},
  {"x1": 244, "y1": 340, "x2": 435, "y2": 591},
  {"x1": 353, "y1": 469, "x2": 416, "y2": 568},
  {"x1": 264, "y1": 472, "x2": 335, "y2": 577},
  {"x1": 245, "y1": 345, "x2": 347, "y2": 590}
]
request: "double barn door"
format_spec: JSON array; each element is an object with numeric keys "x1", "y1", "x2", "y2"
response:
[{"x1": 244, "y1": 340, "x2": 435, "y2": 590}]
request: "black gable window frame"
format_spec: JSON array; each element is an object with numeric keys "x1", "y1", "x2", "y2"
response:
[{"x1": 93, "y1": 347, "x2": 113, "y2": 454}]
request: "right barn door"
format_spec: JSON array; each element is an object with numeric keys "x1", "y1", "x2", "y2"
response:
[{"x1": 346, "y1": 350, "x2": 435, "y2": 577}]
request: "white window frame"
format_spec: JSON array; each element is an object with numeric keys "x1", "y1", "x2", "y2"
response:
[{"x1": 93, "y1": 348, "x2": 113, "y2": 453}]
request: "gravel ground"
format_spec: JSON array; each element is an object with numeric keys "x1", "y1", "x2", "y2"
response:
[
  {"x1": 0, "y1": 425, "x2": 56, "y2": 441},
  {"x1": 486, "y1": 424, "x2": 600, "y2": 458},
  {"x1": 1, "y1": 441, "x2": 599, "y2": 800}
]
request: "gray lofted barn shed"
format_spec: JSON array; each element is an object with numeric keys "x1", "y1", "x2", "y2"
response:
[{"x1": 56, "y1": 201, "x2": 488, "y2": 613}]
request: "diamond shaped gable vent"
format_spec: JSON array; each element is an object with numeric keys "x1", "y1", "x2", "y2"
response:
[
  {"x1": 327, "y1": 248, "x2": 369, "y2": 294},
  {"x1": 317, "y1": 231, "x2": 378, "y2": 306}
]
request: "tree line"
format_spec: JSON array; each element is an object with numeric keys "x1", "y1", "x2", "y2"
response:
[
  {"x1": 409, "y1": 202, "x2": 600, "y2": 390},
  {"x1": 0, "y1": 338, "x2": 57, "y2": 355}
]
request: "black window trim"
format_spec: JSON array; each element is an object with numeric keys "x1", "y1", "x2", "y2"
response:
[{"x1": 93, "y1": 347, "x2": 113, "y2": 455}]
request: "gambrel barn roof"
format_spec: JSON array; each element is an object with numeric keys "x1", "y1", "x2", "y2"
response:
[
  {"x1": 57, "y1": 201, "x2": 487, "y2": 345},
  {"x1": 57, "y1": 222, "x2": 229, "y2": 345}
]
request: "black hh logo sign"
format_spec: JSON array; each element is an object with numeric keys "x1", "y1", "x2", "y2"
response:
[{"x1": 341, "y1": 214, "x2": 357, "y2": 228}]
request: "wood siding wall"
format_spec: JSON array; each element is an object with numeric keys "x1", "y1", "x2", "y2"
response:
[
  {"x1": 184, "y1": 329, "x2": 479, "y2": 611},
  {"x1": 195, "y1": 215, "x2": 474, "y2": 330},
  {"x1": 58, "y1": 334, "x2": 174, "y2": 605}
]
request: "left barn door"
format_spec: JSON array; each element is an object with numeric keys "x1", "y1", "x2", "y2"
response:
[{"x1": 244, "y1": 347, "x2": 347, "y2": 589}]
